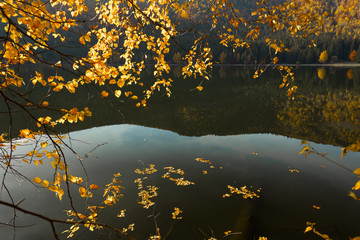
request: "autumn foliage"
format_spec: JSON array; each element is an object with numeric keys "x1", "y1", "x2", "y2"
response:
[{"x1": 1, "y1": 0, "x2": 360, "y2": 239}]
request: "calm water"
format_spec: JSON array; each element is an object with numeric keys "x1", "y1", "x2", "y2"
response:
[{"x1": 1, "y1": 67, "x2": 360, "y2": 239}]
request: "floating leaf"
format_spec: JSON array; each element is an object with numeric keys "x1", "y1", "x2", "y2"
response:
[{"x1": 299, "y1": 146, "x2": 310, "y2": 155}]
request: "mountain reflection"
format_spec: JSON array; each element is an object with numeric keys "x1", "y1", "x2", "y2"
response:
[{"x1": 1, "y1": 66, "x2": 360, "y2": 147}]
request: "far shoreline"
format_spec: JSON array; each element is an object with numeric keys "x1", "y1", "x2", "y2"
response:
[{"x1": 210, "y1": 63, "x2": 360, "y2": 67}]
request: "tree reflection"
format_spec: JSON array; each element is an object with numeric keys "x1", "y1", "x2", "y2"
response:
[{"x1": 277, "y1": 90, "x2": 360, "y2": 146}]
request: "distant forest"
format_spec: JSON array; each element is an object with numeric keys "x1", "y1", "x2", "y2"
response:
[
  {"x1": 209, "y1": 34, "x2": 360, "y2": 64},
  {"x1": 5, "y1": 0, "x2": 358, "y2": 66}
]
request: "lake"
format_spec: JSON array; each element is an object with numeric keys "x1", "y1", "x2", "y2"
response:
[{"x1": 1, "y1": 66, "x2": 360, "y2": 240}]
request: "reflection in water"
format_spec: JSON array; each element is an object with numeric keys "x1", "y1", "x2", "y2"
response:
[
  {"x1": 277, "y1": 90, "x2": 360, "y2": 146},
  {"x1": 1, "y1": 67, "x2": 360, "y2": 239},
  {"x1": 2, "y1": 67, "x2": 360, "y2": 147},
  {"x1": 2, "y1": 125, "x2": 360, "y2": 239}
]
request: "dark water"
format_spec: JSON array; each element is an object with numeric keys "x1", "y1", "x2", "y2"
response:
[{"x1": 1, "y1": 66, "x2": 360, "y2": 239}]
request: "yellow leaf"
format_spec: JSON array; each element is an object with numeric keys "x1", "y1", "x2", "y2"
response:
[
  {"x1": 51, "y1": 161, "x2": 58, "y2": 168},
  {"x1": 57, "y1": 188, "x2": 64, "y2": 201},
  {"x1": 41, "y1": 180, "x2": 49, "y2": 188},
  {"x1": 41, "y1": 142, "x2": 48, "y2": 148},
  {"x1": 68, "y1": 175, "x2": 83, "y2": 184},
  {"x1": 42, "y1": 101, "x2": 49, "y2": 107},
  {"x1": 117, "y1": 79, "x2": 125, "y2": 88},
  {"x1": 348, "y1": 191, "x2": 360, "y2": 200},
  {"x1": 299, "y1": 146, "x2": 310, "y2": 154},
  {"x1": 48, "y1": 185, "x2": 58, "y2": 192},
  {"x1": 33, "y1": 177, "x2": 41, "y2": 184},
  {"x1": 114, "y1": 90, "x2": 121, "y2": 98},
  {"x1": 353, "y1": 168, "x2": 360, "y2": 175},
  {"x1": 79, "y1": 36, "x2": 85, "y2": 45},
  {"x1": 79, "y1": 187, "x2": 87, "y2": 197},
  {"x1": 196, "y1": 86, "x2": 203, "y2": 91},
  {"x1": 90, "y1": 184, "x2": 100, "y2": 190},
  {"x1": 101, "y1": 90, "x2": 109, "y2": 98},
  {"x1": 352, "y1": 180, "x2": 360, "y2": 190},
  {"x1": 304, "y1": 226, "x2": 313, "y2": 233}
]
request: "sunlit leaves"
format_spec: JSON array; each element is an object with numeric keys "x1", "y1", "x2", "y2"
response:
[
  {"x1": 19, "y1": 129, "x2": 35, "y2": 139},
  {"x1": 79, "y1": 34, "x2": 91, "y2": 45},
  {"x1": 37, "y1": 116, "x2": 56, "y2": 127},
  {"x1": 68, "y1": 175, "x2": 83, "y2": 184},
  {"x1": 33, "y1": 176, "x2": 64, "y2": 201},
  {"x1": 57, "y1": 107, "x2": 92, "y2": 124},
  {"x1": 102, "y1": 173, "x2": 123, "y2": 206},
  {"x1": 2, "y1": 0, "x2": 360, "y2": 238},
  {"x1": 79, "y1": 187, "x2": 93, "y2": 198}
]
